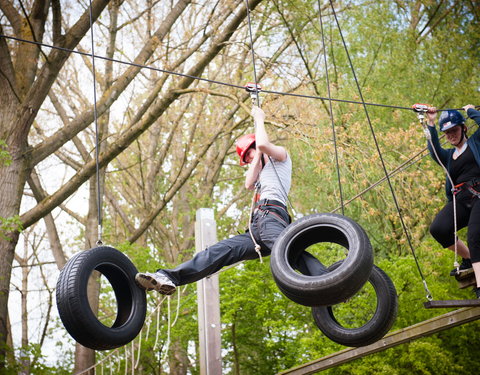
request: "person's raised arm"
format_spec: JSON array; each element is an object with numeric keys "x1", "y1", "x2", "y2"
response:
[
  {"x1": 464, "y1": 104, "x2": 480, "y2": 126},
  {"x1": 245, "y1": 149, "x2": 263, "y2": 190},
  {"x1": 426, "y1": 106, "x2": 437, "y2": 127},
  {"x1": 252, "y1": 106, "x2": 287, "y2": 161}
]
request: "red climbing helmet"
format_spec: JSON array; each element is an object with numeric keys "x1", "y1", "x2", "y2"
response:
[{"x1": 236, "y1": 133, "x2": 256, "y2": 165}]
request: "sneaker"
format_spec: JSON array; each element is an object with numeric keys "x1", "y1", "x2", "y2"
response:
[
  {"x1": 135, "y1": 272, "x2": 177, "y2": 295},
  {"x1": 449, "y1": 258, "x2": 472, "y2": 276}
]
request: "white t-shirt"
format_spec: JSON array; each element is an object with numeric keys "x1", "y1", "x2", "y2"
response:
[{"x1": 258, "y1": 153, "x2": 292, "y2": 205}]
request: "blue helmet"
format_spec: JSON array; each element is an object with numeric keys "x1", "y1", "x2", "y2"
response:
[{"x1": 439, "y1": 110, "x2": 465, "y2": 132}]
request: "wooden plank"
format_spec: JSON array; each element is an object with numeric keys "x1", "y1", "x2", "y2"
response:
[
  {"x1": 454, "y1": 268, "x2": 474, "y2": 280},
  {"x1": 424, "y1": 299, "x2": 480, "y2": 308},
  {"x1": 277, "y1": 307, "x2": 480, "y2": 375},
  {"x1": 457, "y1": 277, "x2": 476, "y2": 289},
  {"x1": 456, "y1": 273, "x2": 476, "y2": 289},
  {"x1": 195, "y1": 208, "x2": 222, "y2": 375}
]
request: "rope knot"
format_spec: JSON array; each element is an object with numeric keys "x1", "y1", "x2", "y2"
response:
[{"x1": 254, "y1": 244, "x2": 263, "y2": 263}]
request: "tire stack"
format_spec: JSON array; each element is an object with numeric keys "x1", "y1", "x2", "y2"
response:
[{"x1": 270, "y1": 213, "x2": 398, "y2": 347}]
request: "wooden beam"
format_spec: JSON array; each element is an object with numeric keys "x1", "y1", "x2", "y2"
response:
[
  {"x1": 195, "y1": 208, "x2": 222, "y2": 375},
  {"x1": 278, "y1": 307, "x2": 480, "y2": 375}
]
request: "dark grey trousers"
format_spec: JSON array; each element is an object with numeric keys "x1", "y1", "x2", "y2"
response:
[{"x1": 162, "y1": 208, "x2": 324, "y2": 286}]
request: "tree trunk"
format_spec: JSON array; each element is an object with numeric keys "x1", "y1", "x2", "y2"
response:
[
  {"x1": 0, "y1": 1, "x2": 111, "y2": 366},
  {"x1": 0, "y1": 125, "x2": 28, "y2": 369}
]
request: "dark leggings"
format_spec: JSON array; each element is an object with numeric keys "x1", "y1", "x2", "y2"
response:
[{"x1": 430, "y1": 194, "x2": 480, "y2": 263}]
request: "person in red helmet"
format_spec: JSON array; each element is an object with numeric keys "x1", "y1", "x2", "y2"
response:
[
  {"x1": 426, "y1": 104, "x2": 480, "y2": 298},
  {"x1": 135, "y1": 106, "x2": 323, "y2": 295}
]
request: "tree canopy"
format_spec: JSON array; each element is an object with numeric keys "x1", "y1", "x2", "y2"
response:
[{"x1": 0, "y1": 0, "x2": 479, "y2": 373}]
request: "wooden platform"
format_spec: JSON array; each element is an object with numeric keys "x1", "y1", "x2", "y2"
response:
[
  {"x1": 423, "y1": 270, "x2": 479, "y2": 308},
  {"x1": 278, "y1": 307, "x2": 480, "y2": 375},
  {"x1": 424, "y1": 299, "x2": 480, "y2": 308}
]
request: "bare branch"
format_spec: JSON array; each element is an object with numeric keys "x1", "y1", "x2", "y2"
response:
[
  {"x1": 20, "y1": 0, "x2": 263, "y2": 230},
  {"x1": 29, "y1": 0, "x2": 193, "y2": 166},
  {"x1": 0, "y1": 0, "x2": 22, "y2": 35}
]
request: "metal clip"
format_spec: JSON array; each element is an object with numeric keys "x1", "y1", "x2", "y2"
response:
[
  {"x1": 412, "y1": 103, "x2": 430, "y2": 113},
  {"x1": 245, "y1": 82, "x2": 262, "y2": 105}
]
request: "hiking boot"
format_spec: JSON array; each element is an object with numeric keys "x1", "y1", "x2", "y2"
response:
[
  {"x1": 450, "y1": 258, "x2": 472, "y2": 276},
  {"x1": 135, "y1": 272, "x2": 177, "y2": 295}
]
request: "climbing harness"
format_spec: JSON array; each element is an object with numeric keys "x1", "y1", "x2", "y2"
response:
[
  {"x1": 413, "y1": 104, "x2": 461, "y2": 274},
  {"x1": 255, "y1": 199, "x2": 291, "y2": 225},
  {"x1": 453, "y1": 180, "x2": 480, "y2": 199}
]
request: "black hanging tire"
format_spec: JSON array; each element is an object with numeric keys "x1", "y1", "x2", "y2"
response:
[
  {"x1": 56, "y1": 246, "x2": 147, "y2": 350},
  {"x1": 312, "y1": 262, "x2": 398, "y2": 347},
  {"x1": 270, "y1": 213, "x2": 373, "y2": 307}
]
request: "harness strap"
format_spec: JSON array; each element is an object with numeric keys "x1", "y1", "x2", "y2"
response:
[
  {"x1": 248, "y1": 186, "x2": 263, "y2": 263},
  {"x1": 255, "y1": 207, "x2": 290, "y2": 225},
  {"x1": 453, "y1": 180, "x2": 480, "y2": 197}
]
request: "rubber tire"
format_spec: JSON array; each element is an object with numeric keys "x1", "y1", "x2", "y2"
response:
[
  {"x1": 56, "y1": 246, "x2": 147, "y2": 350},
  {"x1": 270, "y1": 213, "x2": 373, "y2": 307},
  {"x1": 312, "y1": 262, "x2": 398, "y2": 347}
]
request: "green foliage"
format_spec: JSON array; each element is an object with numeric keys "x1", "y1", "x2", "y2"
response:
[
  {"x1": 0, "y1": 215, "x2": 23, "y2": 240},
  {"x1": 44, "y1": 0, "x2": 480, "y2": 372},
  {"x1": 0, "y1": 140, "x2": 12, "y2": 166},
  {"x1": 2, "y1": 343, "x2": 71, "y2": 375},
  {"x1": 131, "y1": 1, "x2": 479, "y2": 373}
]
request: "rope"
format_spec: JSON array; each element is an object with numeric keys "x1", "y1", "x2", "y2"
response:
[
  {"x1": 1, "y1": 34, "x2": 475, "y2": 114},
  {"x1": 244, "y1": 0, "x2": 261, "y2": 106},
  {"x1": 134, "y1": 327, "x2": 142, "y2": 369},
  {"x1": 245, "y1": 0, "x2": 297, "y2": 218},
  {"x1": 317, "y1": 0, "x2": 344, "y2": 215},
  {"x1": 124, "y1": 346, "x2": 128, "y2": 375},
  {"x1": 161, "y1": 296, "x2": 172, "y2": 363},
  {"x1": 244, "y1": 0, "x2": 266, "y2": 261},
  {"x1": 88, "y1": 0, "x2": 103, "y2": 245},
  {"x1": 327, "y1": 0, "x2": 432, "y2": 301},
  {"x1": 248, "y1": 186, "x2": 263, "y2": 262},
  {"x1": 130, "y1": 341, "x2": 134, "y2": 375},
  {"x1": 74, "y1": 294, "x2": 168, "y2": 375},
  {"x1": 153, "y1": 295, "x2": 163, "y2": 350}
]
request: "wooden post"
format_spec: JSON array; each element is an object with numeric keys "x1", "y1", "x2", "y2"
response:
[{"x1": 195, "y1": 208, "x2": 222, "y2": 375}]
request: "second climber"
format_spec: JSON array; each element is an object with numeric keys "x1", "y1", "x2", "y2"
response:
[{"x1": 426, "y1": 104, "x2": 480, "y2": 298}]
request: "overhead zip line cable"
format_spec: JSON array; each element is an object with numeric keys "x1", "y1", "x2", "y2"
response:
[
  {"x1": 327, "y1": 0, "x2": 432, "y2": 301},
  {"x1": 1, "y1": 34, "x2": 474, "y2": 113}
]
